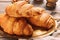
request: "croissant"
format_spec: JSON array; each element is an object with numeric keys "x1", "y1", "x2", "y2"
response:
[
  {"x1": 6, "y1": 1, "x2": 45, "y2": 17},
  {"x1": 0, "y1": 13, "x2": 6, "y2": 26},
  {"x1": 0, "y1": 1, "x2": 55, "y2": 36},
  {"x1": 5, "y1": 1, "x2": 55, "y2": 29},
  {"x1": 27, "y1": 12, "x2": 55, "y2": 29},
  {"x1": 0, "y1": 13, "x2": 33, "y2": 36}
]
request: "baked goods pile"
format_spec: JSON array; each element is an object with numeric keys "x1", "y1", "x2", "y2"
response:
[{"x1": 0, "y1": 1, "x2": 55, "y2": 37}]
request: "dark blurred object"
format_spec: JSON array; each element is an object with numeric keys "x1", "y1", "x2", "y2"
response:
[
  {"x1": 33, "y1": 0, "x2": 43, "y2": 4},
  {"x1": 47, "y1": 0, "x2": 57, "y2": 3},
  {"x1": 46, "y1": 0, "x2": 58, "y2": 10},
  {"x1": 46, "y1": 2, "x2": 56, "y2": 10}
]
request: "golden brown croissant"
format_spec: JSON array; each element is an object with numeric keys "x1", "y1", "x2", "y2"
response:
[
  {"x1": 6, "y1": 1, "x2": 45, "y2": 17},
  {"x1": 0, "y1": 13, "x2": 33, "y2": 36},
  {"x1": 0, "y1": 13, "x2": 14, "y2": 34},
  {"x1": 6, "y1": 1, "x2": 28, "y2": 17},
  {"x1": 0, "y1": 1, "x2": 55, "y2": 36},
  {"x1": 0, "y1": 13, "x2": 6, "y2": 26},
  {"x1": 5, "y1": 1, "x2": 55, "y2": 29},
  {"x1": 27, "y1": 12, "x2": 55, "y2": 29}
]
